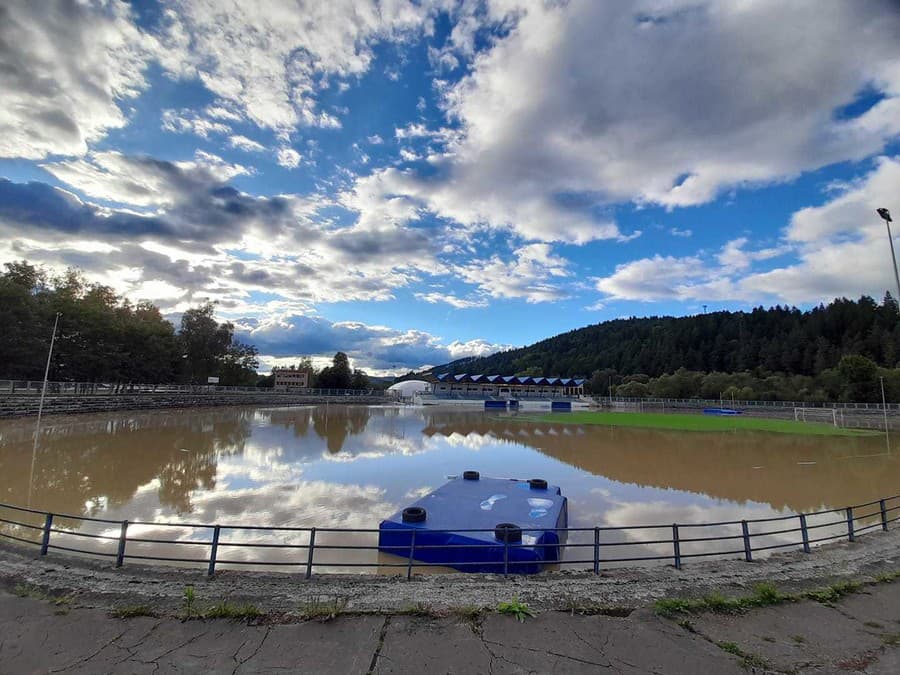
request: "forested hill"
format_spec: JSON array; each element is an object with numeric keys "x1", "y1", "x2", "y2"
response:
[{"x1": 432, "y1": 295, "x2": 900, "y2": 378}]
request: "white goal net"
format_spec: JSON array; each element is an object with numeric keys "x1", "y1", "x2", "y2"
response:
[{"x1": 793, "y1": 407, "x2": 838, "y2": 427}]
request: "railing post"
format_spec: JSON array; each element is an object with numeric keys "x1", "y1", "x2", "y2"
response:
[
  {"x1": 672, "y1": 524, "x2": 682, "y2": 570},
  {"x1": 40, "y1": 513, "x2": 53, "y2": 556},
  {"x1": 880, "y1": 499, "x2": 889, "y2": 531},
  {"x1": 846, "y1": 507, "x2": 855, "y2": 542},
  {"x1": 741, "y1": 520, "x2": 753, "y2": 562},
  {"x1": 115, "y1": 520, "x2": 128, "y2": 568},
  {"x1": 305, "y1": 528, "x2": 316, "y2": 580},
  {"x1": 207, "y1": 525, "x2": 220, "y2": 577},
  {"x1": 799, "y1": 514, "x2": 811, "y2": 553},
  {"x1": 503, "y1": 537, "x2": 510, "y2": 577},
  {"x1": 593, "y1": 527, "x2": 600, "y2": 575},
  {"x1": 406, "y1": 529, "x2": 417, "y2": 580}
]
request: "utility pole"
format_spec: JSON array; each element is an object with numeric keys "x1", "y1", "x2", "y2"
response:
[
  {"x1": 876, "y1": 208, "x2": 900, "y2": 313},
  {"x1": 29, "y1": 312, "x2": 61, "y2": 507}
]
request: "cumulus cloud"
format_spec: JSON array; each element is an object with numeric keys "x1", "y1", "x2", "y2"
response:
[
  {"x1": 0, "y1": 0, "x2": 154, "y2": 159},
  {"x1": 346, "y1": 1, "x2": 900, "y2": 244},
  {"x1": 452, "y1": 243, "x2": 572, "y2": 303},
  {"x1": 236, "y1": 313, "x2": 510, "y2": 373},
  {"x1": 594, "y1": 156, "x2": 900, "y2": 305},
  {"x1": 276, "y1": 147, "x2": 302, "y2": 169},
  {"x1": 154, "y1": 0, "x2": 437, "y2": 135}
]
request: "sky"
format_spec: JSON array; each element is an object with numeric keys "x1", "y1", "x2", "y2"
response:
[{"x1": 1, "y1": 0, "x2": 900, "y2": 376}]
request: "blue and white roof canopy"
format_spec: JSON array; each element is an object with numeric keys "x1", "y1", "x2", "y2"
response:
[{"x1": 430, "y1": 373, "x2": 586, "y2": 386}]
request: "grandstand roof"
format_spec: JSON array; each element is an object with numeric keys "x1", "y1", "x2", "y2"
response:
[{"x1": 427, "y1": 373, "x2": 585, "y2": 386}]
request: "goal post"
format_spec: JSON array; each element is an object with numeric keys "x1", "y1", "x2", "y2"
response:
[{"x1": 793, "y1": 407, "x2": 838, "y2": 427}]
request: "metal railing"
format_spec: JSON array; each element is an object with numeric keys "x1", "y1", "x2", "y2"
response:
[
  {"x1": 2, "y1": 494, "x2": 898, "y2": 578},
  {"x1": 603, "y1": 395, "x2": 900, "y2": 411},
  {"x1": 0, "y1": 380, "x2": 385, "y2": 398}
]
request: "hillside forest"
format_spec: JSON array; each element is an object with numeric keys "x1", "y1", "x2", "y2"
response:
[{"x1": 428, "y1": 294, "x2": 900, "y2": 403}]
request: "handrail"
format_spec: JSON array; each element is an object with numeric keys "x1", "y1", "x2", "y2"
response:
[{"x1": 1, "y1": 492, "x2": 897, "y2": 578}]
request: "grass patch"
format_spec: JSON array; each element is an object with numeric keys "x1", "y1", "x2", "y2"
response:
[
  {"x1": 716, "y1": 642, "x2": 770, "y2": 669},
  {"x1": 802, "y1": 580, "x2": 862, "y2": 605},
  {"x1": 111, "y1": 605, "x2": 157, "y2": 619},
  {"x1": 655, "y1": 583, "x2": 791, "y2": 617},
  {"x1": 512, "y1": 411, "x2": 878, "y2": 436},
  {"x1": 656, "y1": 576, "x2": 898, "y2": 619},
  {"x1": 497, "y1": 597, "x2": 535, "y2": 622},
  {"x1": 12, "y1": 583, "x2": 71, "y2": 606},
  {"x1": 299, "y1": 596, "x2": 348, "y2": 622},
  {"x1": 203, "y1": 600, "x2": 263, "y2": 620},
  {"x1": 881, "y1": 633, "x2": 900, "y2": 646}
]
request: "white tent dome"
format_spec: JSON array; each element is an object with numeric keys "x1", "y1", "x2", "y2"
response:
[{"x1": 387, "y1": 380, "x2": 431, "y2": 396}]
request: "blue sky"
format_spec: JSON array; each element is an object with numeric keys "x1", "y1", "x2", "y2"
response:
[{"x1": 1, "y1": 1, "x2": 900, "y2": 375}]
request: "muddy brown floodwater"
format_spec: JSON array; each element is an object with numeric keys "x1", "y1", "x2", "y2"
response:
[{"x1": 0, "y1": 404, "x2": 894, "y2": 572}]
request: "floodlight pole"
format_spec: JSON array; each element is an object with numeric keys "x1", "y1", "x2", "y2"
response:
[
  {"x1": 877, "y1": 208, "x2": 900, "y2": 313},
  {"x1": 28, "y1": 312, "x2": 61, "y2": 507}
]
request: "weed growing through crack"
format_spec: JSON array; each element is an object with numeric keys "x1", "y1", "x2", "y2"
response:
[
  {"x1": 497, "y1": 597, "x2": 535, "y2": 622},
  {"x1": 13, "y1": 583, "x2": 71, "y2": 606},
  {"x1": 181, "y1": 586, "x2": 198, "y2": 619},
  {"x1": 450, "y1": 605, "x2": 485, "y2": 622},
  {"x1": 401, "y1": 601, "x2": 434, "y2": 616},
  {"x1": 111, "y1": 605, "x2": 157, "y2": 619},
  {"x1": 204, "y1": 601, "x2": 263, "y2": 620},
  {"x1": 299, "y1": 596, "x2": 348, "y2": 622},
  {"x1": 716, "y1": 642, "x2": 770, "y2": 669},
  {"x1": 655, "y1": 578, "x2": 877, "y2": 618}
]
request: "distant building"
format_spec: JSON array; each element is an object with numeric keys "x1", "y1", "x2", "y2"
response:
[
  {"x1": 272, "y1": 368, "x2": 309, "y2": 391},
  {"x1": 426, "y1": 373, "x2": 584, "y2": 398}
]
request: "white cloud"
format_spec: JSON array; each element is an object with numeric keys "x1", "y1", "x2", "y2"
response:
[
  {"x1": 593, "y1": 156, "x2": 900, "y2": 305},
  {"x1": 367, "y1": 134, "x2": 384, "y2": 144},
  {"x1": 155, "y1": 0, "x2": 437, "y2": 134},
  {"x1": 228, "y1": 135, "x2": 266, "y2": 153},
  {"x1": 276, "y1": 147, "x2": 302, "y2": 169},
  {"x1": 670, "y1": 228, "x2": 692, "y2": 238},
  {"x1": 161, "y1": 109, "x2": 231, "y2": 138},
  {"x1": 349, "y1": 1, "x2": 900, "y2": 244},
  {"x1": 453, "y1": 243, "x2": 571, "y2": 303},
  {"x1": 237, "y1": 313, "x2": 510, "y2": 373},
  {"x1": 0, "y1": 0, "x2": 154, "y2": 159},
  {"x1": 414, "y1": 292, "x2": 488, "y2": 309},
  {"x1": 41, "y1": 151, "x2": 251, "y2": 208}
]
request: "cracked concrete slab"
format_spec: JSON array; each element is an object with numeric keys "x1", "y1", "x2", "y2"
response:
[
  {"x1": 691, "y1": 601, "x2": 886, "y2": 673},
  {"x1": 5, "y1": 586, "x2": 900, "y2": 674},
  {"x1": 373, "y1": 616, "x2": 493, "y2": 674},
  {"x1": 481, "y1": 610, "x2": 746, "y2": 674},
  {"x1": 829, "y1": 583, "x2": 900, "y2": 633}
]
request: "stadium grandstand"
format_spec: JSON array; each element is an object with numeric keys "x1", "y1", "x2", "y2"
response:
[{"x1": 425, "y1": 373, "x2": 585, "y2": 400}]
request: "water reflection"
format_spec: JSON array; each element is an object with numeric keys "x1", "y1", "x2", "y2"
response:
[{"x1": 0, "y1": 405, "x2": 893, "y2": 571}]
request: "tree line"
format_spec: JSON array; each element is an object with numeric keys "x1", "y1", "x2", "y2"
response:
[
  {"x1": 429, "y1": 294, "x2": 900, "y2": 403},
  {"x1": 0, "y1": 261, "x2": 259, "y2": 386}
]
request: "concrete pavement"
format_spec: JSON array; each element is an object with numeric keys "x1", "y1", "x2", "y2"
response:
[{"x1": 3, "y1": 581, "x2": 900, "y2": 674}]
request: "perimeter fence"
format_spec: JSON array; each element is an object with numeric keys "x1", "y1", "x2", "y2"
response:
[
  {"x1": 1, "y1": 494, "x2": 898, "y2": 578},
  {"x1": 0, "y1": 380, "x2": 385, "y2": 398}
]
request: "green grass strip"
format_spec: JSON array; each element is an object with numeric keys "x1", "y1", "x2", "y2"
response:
[{"x1": 511, "y1": 411, "x2": 878, "y2": 436}]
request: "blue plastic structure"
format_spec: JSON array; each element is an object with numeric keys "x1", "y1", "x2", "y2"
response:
[
  {"x1": 378, "y1": 475, "x2": 568, "y2": 574},
  {"x1": 702, "y1": 408, "x2": 742, "y2": 416},
  {"x1": 551, "y1": 401, "x2": 572, "y2": 411}
]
